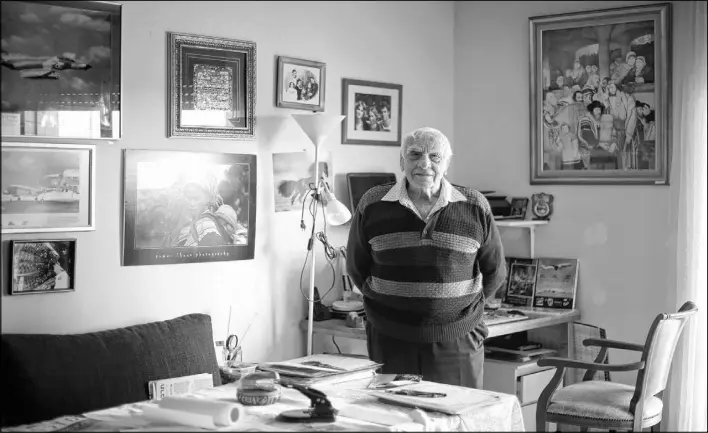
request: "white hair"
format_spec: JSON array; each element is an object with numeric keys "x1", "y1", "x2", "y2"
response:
[{"x1": 400, "y1": 127, "x2": 453, "y2": 159}]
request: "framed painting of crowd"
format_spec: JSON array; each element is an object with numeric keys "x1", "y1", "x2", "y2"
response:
[
  {"x1": 529, "y1": 3, "x2": 671, "y2": 185},
  {"x1": 121, "y1": 149, "x2": 257, "y2": 266},
  {"x1": 167, "y1": 32, "x2": 256, "y2": 140},
  {"x1": 341, "y1": 78, "x2": 402, "y2": 147}
]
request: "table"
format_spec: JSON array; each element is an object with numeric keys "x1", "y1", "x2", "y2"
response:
[{"x1": 4, "y1": 380, "x2": 525, "y2": 432}]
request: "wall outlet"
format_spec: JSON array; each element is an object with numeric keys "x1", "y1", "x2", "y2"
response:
[{"x1": 215, "y1": 340, "x2": 225, "y2": 347}]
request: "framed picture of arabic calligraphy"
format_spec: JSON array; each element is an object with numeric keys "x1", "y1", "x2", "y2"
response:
[
  {"x1": 529, "y1": 3, "x2": 671, "y2": 185},
  {"x1": 1, "y1": 0, "x2": 122, "y2": 140},
  {"x1": 167, "y1": 32, "x2": 256, "y2": 140},
  {"x1": 121, "y1": 149, "x2": 257, "y2": 266}
]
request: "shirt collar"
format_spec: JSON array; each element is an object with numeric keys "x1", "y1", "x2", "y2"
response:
[{"x1": 381, "y1": 176, "x2": 467, "y2": 207}]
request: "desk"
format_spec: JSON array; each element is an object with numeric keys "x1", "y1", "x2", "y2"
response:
[
  {"x1": 5, "y1": 381, "x2": 525, "y2": 432},
  {"x1": 302, "y1": 308, "x2": 580, "y2": 341}
]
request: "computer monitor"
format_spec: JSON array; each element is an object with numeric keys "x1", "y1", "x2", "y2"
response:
[{"x1": 346, "y1": 172, "x2": 397, "y2": 212}]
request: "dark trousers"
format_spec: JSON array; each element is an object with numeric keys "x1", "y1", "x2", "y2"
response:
[{"x1": 366, "y1": 322, "x2": 487, "y2": 389}]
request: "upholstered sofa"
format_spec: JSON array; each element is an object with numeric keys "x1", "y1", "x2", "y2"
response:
[{"x1": 1, "y1": 313, "x2": 221, "y2": 427}]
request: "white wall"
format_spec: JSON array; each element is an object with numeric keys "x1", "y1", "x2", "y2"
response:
[
  {"x1": 451, "y1": 0, "x2": 689, "y2": 388},
  {"x1": 0, "y1": 1, "x2": 456, "y2": 363}
]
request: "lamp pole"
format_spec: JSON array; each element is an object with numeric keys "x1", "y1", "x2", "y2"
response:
[{"x1": 306, "y1": 140, "x2": 320, "y2": 356}]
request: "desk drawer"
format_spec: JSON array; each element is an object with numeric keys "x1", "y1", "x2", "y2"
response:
[{"x1": 517, "y1": 369, "x2": 557, "y2": 404}]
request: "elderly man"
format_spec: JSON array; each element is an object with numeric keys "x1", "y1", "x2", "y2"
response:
[{"x1": 346, "y1": 127, "x2": 507, "y2": 389}]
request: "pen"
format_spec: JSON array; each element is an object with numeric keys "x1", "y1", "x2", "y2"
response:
[{"x1": 385, "y1": 389, "x2": 447, "y2": 398}]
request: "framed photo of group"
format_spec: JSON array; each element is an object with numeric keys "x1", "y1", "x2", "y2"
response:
[
  {"x1": 0, "y1": 0, "x2": 122, "y2": 140},
  {"x1": 9, "y1": 239, "x2": 77, "y2": 295},
  {"x1": 167, "y1": 32, "x2": 256, "y2": 140},
  {"x1": 341, "y1": 78, "x2": 402, "y2": 147},
  {"x1": 1, "y1": 142, "x2": 95, "y2": 234},
  {"x1": 529, "y1": 3, "x2": 671, "y2": 185},
  {"x1": 276, "y1": 56, "x2": 325, "y2": 112}
]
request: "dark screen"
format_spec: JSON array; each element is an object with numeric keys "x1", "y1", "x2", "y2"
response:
[{"x1": 346, "y1": 173, "x2": 397, "y2": 212}]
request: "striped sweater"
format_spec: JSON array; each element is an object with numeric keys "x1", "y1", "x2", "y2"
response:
[{"x1": 346, "y1": 179, "x2": 507, "y2": 343}]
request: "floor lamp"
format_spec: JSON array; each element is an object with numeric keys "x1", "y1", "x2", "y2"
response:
[{"x1": 291, "y1": 113, "x2": 351, "y2": 356}]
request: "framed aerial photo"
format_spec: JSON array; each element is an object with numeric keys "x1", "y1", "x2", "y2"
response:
[
  {"x1": 167, "y1": 32, "x2": 256, "y2": 140},
  {"x1": 529, "y1": 3, "x2": 671, "y2": 185},
  {"x1": 1, "y1": 1, "x2": 122, "y2": 140},
  {"x1": 9, "y1": 239, "x2": 76, "y2": 295},
  {"x1": 342, "y1": 78, "x2": 402, "y2": 147},
  {"x1": 1, "y1": 143, "x2": 95, "y2": 233},
  {"x1": 276, "y1": 56, "x2": 325, "y2": 112},
  {"x1": 122, "y1": 149, "x2": 257, "y2": 266}
]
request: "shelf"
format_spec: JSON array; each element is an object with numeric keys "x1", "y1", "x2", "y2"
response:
[{"x1": 494, "y1": 220, "x2": 549, "y2": 227}]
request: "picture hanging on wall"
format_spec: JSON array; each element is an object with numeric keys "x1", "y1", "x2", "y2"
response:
[
  {"x1": 167, "y1": 32, "x2": 256, "y2": 140},
  {"x1": 276, "y1": 56, "x2": 325, "y2": 112},
  {"x1": 122, "y1": 149, "x2": 257, "y2": 266},
  {"x1": 10, "y1": 239, "x2": 76, "y2": 295},
  {"x1": 529, "y1": 3, "x2": 671, "y2": 185},
  {"x1": 0, "y1": 0, "x2": 122, "y2": 140},
  {"x1": 341, "y1": 78, "x2": 402, "y2": 147},
  {"x1": 272, "y1": 150, "x2": 333, "y2": 213},
  {"x1": 1, "y1": 142, "x2": 96, "y2": 234}
]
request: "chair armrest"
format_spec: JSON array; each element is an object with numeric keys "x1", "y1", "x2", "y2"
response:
[
  {"x1": 538, "y1": 356, "x2": 645, "y2": 372},
  {"x1": 583, "y1": 338, "x2": 644, "y2": 352}
]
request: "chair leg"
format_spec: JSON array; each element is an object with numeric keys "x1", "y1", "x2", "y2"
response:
[{"x1": 536, "y1": 410, "x2": 547, "y2": 432}]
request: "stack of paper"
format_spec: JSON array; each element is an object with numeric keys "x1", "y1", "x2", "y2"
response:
[
  {"x1": 367, "y1": 382, "x2": 503, "y2": 415},
  {"x1": 258, "y1": 354, "x2": 382, "y2": 387}
]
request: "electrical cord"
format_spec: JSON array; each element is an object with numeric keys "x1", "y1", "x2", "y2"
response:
[{"x1": 332, "y1": 336, "x2": 341, "y2": 354}]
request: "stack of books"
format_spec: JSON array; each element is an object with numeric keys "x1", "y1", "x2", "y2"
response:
[{"x1": 257, "y1": 353, "x2": 382, "y2": 387}]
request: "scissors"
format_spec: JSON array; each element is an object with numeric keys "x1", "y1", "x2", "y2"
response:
[{"x1": 225, "y1": 334, "x2": 240, "y2": 363}]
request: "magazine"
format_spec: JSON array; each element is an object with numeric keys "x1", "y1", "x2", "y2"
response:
[
  {"x1": 368, "y1": 382, "x2": 503, "y2": 415},
  {"x1": 532, "y1": 258, "x2": 579, "y2": 309},
  {"x1": 258, "y1": 353, "x2": 382, "y2": 379},
  {"x1": 502, "y1": 258, "x2": 538, "y2": 307}
]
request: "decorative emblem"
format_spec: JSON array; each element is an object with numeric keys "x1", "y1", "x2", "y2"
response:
[{"x1": 531, "y1": 193, "x2": 554, "y2": 220}]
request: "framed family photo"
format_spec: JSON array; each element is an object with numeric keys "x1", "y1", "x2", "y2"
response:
[
  {"x1": 1, "y1": 143, "x2": 95, "y2": 234},
  {"x1": 10, "y1": 239, "x2": 76, "y2": 295},
  {"x1": 342, "y1": 78, "x2": 402, "y2": 147},
  {"x1": 167, "y1": 32, "x2": 256, "y2": 140},
  {"x1": 276, "y1": 56, "x2": 325, "y2": 112},
  {"x1": 529, "y1": 3, "x2": 671, "y2": 185},
  {"x1": 122, "y1": 149, "x2": 257, "y2": 266},
  {"x1": 1, "y1": 0, "x2": 122, "y2": 140}
]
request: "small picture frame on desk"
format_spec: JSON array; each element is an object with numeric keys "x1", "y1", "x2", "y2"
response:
[{"x1": 508, "y1": 198, "x2": 529, "y2": 220}]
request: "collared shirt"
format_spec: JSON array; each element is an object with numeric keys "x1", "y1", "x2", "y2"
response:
[{"x1": 380, "y1": 177, "x2": 467, "y2": 221}]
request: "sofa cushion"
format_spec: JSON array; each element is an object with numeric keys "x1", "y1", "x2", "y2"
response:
[{"x1": 1, "y1": 313, "x2": 222, "y2": 427}]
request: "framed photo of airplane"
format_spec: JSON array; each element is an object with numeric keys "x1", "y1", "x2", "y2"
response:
[
  {"x1": 167, "y1": 32, "x2": 256, "y2": 140},
  {"x1": 0, "y1": 1, "x2": 122, "y2": 140},
  {"x1": 533, "y1": 258, "x2": 579, "y2": 309},
  {"x1": 1, "y1": 142, "x2": 96, "y2": 234}
]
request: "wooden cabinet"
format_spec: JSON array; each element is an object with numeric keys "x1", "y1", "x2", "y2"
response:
[{"x1": 483, "y1": 358, "x2": 558, "y2": 432}]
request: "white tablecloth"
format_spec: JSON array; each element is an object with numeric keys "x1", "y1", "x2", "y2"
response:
[{"x1": 3, "y1": 382, "x2": 524, "y2": 432}]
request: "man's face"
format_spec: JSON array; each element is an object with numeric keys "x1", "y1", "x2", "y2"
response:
[
  {"x1": 585, "y1": 65, "x2": 592, "y2": 74},
  {"x1": 574, "y1": 92, "x2": 583, "y2": 103},
  {"x1": 627, "y1": 56, "x2": 636, "y2": 67},
  {"x1": 291, "y1": 71, "x2": 297, "y2": 79},
  {"x1": 183, "y1": 184, "x2": 208, "y2": 219},
  {"x1": 593, "y1": 107, "x2": 602, "y2": 119},
  {"x1": 608, "y1": 83, "x2": 618, "y2": 96},
  {"x1": 642, "y1": 105, "x2": 651, "y2": 116},
  {"x1": 400, "y1": 140, "x2": 450, "y2": 192},
  {"x1": 601, "y1": 78, "x2": 608, "y2": 88},
  {"x1": 583, "y1": 93, "x2": 593, "y2": 105},
  {"x1": 381, "y1": 106, "x2": 390, "y2": 120}
]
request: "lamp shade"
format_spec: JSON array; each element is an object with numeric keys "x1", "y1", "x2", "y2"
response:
[
  {"x1": 321, "y1": 181, "x2": 352, "y2": 226},
  {"x1": 291, "y1": 113, "x2": 345, "y2": 147}
]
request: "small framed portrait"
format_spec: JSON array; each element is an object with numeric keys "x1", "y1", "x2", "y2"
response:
[
  {"x1": 10, "y1": 239, "x2": 76, "y2": 295},
  {"x1": 276, "y1": 56, "x2": 325, "y2": 112},
  {"x1": 1, "y1": 0, "x2": 122, "y2": 140},
  {"x1": 342, "y1": 78, "x2": 402, "y2": 147},
  {"x1": 1, "y1": 142, "x2": 96, "y2": 234},
  {"x1": 509, "y1": 197, "x2": 529, "y2": 219},
  {"x1": 167, "y1": 32, "x2": 256, "y2": 140}
]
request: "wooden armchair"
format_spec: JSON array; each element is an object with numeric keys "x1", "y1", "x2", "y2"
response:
[{"x1": 535, "y1": 301, "x2": 698, "y2": 432}]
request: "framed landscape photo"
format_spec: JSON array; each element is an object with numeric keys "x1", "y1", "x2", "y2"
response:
[
  {"x1": 529, "y1": 3, "x2": 671, "y2": 185},
  {"x1": 167, "y1": 32, "x2": 256, "y2": 140},
  {"x1": 276, "y1": 56, "x2": 325, "y2": 112},
  {"x1": 1, "y1": 143, "x2": 95, "y2": 233},
  {"x1": 10, "y1": 239, "x2": 76, "y2": 295},
  {"x1": 342, "y1": 78, "x2": 402, "y2": 146},
  {"x1": 1, "y1": 0, "x2": 122, "y2": 140},
  {"x1": 122, "y1": 149, "x2": 257, "y2": 266}
]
